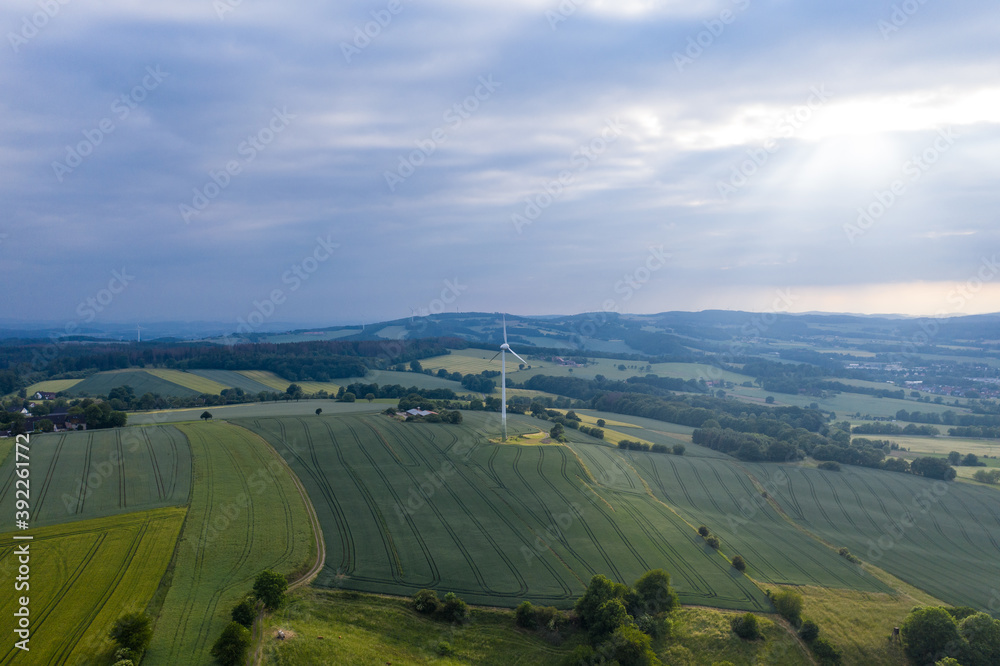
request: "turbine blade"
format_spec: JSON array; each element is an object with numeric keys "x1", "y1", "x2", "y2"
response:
[
  {"x1": 502, "y1": 313, "x2": 508, "y2": 345},
  {"x1": 509, "y1": 349, "x2": 527, "y2": 365},
  {"x1": 489, "y1": 351, "x2": 500, "y2": 363}
]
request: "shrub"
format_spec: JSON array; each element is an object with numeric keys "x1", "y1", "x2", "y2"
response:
[
  {"x1": 534, "y1": 605, "x2": 563, "y2": 633},
  {"x1": 253, "y1": 570, "x2": 288, "y2": 611},
  {"x1": 608, "y1": 624, "x2": 658, "y2": 666},
  {"x1": 210, "y1": 622, "x2": 252, "y2": 666},
  {"x1": 811, "y1": 637, "x2": 842, "y2": 664},
  {"x1": 436, "y1": 641, "x2": 454, "y2": 656},
  {"x1": 771, "y1": 589, "x2": 804, "y2": 626},
  {"x1": 112, "y1": 661, "x2": 135, "y2": 666},
  {"x1": 231, "y1": 597, "x2": 256, "y2": 629},
  {"x1": 590, "y1": 598, "x2": 630, "y2": 641},
  {"x1": 799, "y1": 619, "x2": 820, "y2": 642},
  {"x1": 109, "y1": 613, "x2": 153, "y2": 653},
  {"x1": 636, "y1": 613, "x2": 672, "y2": 639},
  {"x1": 672, "y1": 444, "x2": 686, "y2": 456},
  {"x1": 515, "y1": 601, "x2": 536, "y2": 628},
  {"x1": 838, "y1": 547, "x2": 861, "y2": 564},
  {"x1": 633, "y1": 569, "x2": 678, "y2": 615},
  {"x1": 731, "y1": 613, "x2": 762, "y2": 640},
  {"x1": 731, "y1": 555, "x2": 746, "y2": 572},
  {"x1": 697, "y1": 525, "x2": 710, "y2": 537},
  {"x1": 441, "y1": 592, "x2": 470, "y2": 624},
  {"x1": 563, "y1": 645, "x2": 597, "y2": 665},
  {"x1": 413, "y1": 589, "x2": 439, "y2": 615},
  {"x1": 817, "y1": 461, "x2": 841, "y2": 472},
  {"x1": 114, "y1": 648, "x2": 138, "y2": 662},
  {"x1": 706, "y1": 536, "x2": 721, "y2": 550}
]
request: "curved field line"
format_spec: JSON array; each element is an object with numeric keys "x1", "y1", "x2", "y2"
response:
[
  {"x1": 142, "y1": 427, "x2": 166, "y2": 501},
  {"x1": 800, "y1": 471, "x2": 838, "y2": 529},
  {"x1": 117, "y1": 429, "x2": 127, "y2": 508},
  {"x1": 34, "y1": 433, "x2": 67, "y2": 519},
  {"x1": 76, "y1": 432, "x2": 95, "y2": 515}
]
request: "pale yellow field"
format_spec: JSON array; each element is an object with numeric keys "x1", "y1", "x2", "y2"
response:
[
  {"x1": 550, "y1": 409, "x2": 654, "y2": 448},
  {"x1": 145, "y1": 369, "x2": 231, "y2": 394},
  {"x1": 25, "y1": 378, "x2": 83, "y2": 395},
  {"x1": 237, "y1": 370, "x2": 341, "y2": 395},
  {"x1": 886, "y1": 435, "x2": 1000, "y2": 458},
  {"x1": 420, "y1": 349, "x2": 500, "y2": 375}
]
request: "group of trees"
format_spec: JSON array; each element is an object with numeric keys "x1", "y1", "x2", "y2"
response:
[
  {"x1": 412, "y1": 589, "x2": 470, "y2": 624},
  {"x1": 617, "y1": 440, "x2": 684, "y2": 456},
  {"x1": 211, "y1": 570, "x2": 287, "y2": 666},
  {"x1": 900, "y1": 606, "x2": 1000, "y2": 666},
  {"x1": 107, "y1": 612, "x2": 153, "y2": 665},
  {"x1": 852, "y1": 422, "x2": 940, "y2": 436}
]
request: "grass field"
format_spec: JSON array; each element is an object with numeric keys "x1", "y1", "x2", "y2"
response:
[
  {"x1": 237, "y1": 370, "x2": 342, "y2": 395},
  {"x1": 25, "y1": 378, "x2": 83, "y2": 395},
  {"x1": 884, "y1": 434, "x2": 1000, "y2": 459},
  {"x1": 342, "y1": 369, "x2": 466, "y2": 391},
  {"x1": 240, "y1": 412, "x2": 771, "y2": 611},
  {"x1": 0, "y1": 426, "x2": 191, "y2": 527},
  {"x1": 145, "y1": 368, "x2": 231, "y2": 394},
  {"x1": 259, "y1": 588, "x2": 812, "y2": 665},
  {"x1": 0, "y1": 507, "x2": 186, "y2": 665},
  {"x1": 65, "y1": 369, "x2": 201, "y2": 398},
  {"x1": 143, "y1": 421, "x2": 315, "y2": 665},
  {"x1": 724, "y1": 383, "x2": 973, "y2": 420}
]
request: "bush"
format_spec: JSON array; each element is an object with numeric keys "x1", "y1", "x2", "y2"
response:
[
  {"x1": 210, "y1": 622, "x2": 252, "y2": 666},
  {"x1": 534, "y1": 605, "x2": 563, "y2": 633},
  {"x1": 771, "y1": 589, "x2": 804, "y2": 626},
  {"x1": 441, "y1": 592, "x2": 470, "y2": 624},
  {"x1": 799, "y1": 619, "x2": 820, "y2": 642},
  {"x1": 436, "y1": 641, "x2": 454, "y2": 656},
  {"x1": 563, "y1": 645, "x2": 597, "y2": 665},
  {"x1": 671, "y1": 443, "x2": 685, "y2": 456},
  {"x1": 958, "y1": 612, "x2": 1000, "y2": 666},
  {"x1": 811, "y1": 637, "x2": 842, "y2": 664},
  {"x1": 253, "y1": 570, "x2": 288, "y2": 611},
  {"x1": 114, "y1": 647, "x2": 138, "y2": 662},
  {"x1": 109, "y1": 613, "x2": 153, "y2": 653},
  {"x1": 413, "y1": 589, "x2": 439, "y2": 615},
  {"x1": 632, "y1": 569, "x2": 678, "y2": 616},
  {"x1": 112, "y1": 661, "x2": 134, "y2": 666},
  {"x1": 515, "y1": 601, "x2": 536, "y2": 628},
  {"x1": 231, "y1": 597, "x2": 256, "y2": 629},
  {"x1": 636, "y1": 613, "x2": 672, "y2": 639},
  {"x1": 838, "y1": 547, "x2": 861, "y2": 564},
  {"x1": 731, "y1": 555, "x2": 746, "y2": 572},
  {"x1": 697, "y1": 525, "x2": 710, "y2": 537},
  {"x1": 817, "y1": 461, "x2": 841, "y2": 472},
  {"x1": 608, "y1": 624, "x2": 659, "y2": 666},
  {"x1": 705, "y1": 536, "x2": 721, "y2": 550},
  {"x1": 731, "y1": 613, "x2": 762, "y2": 640},
  {"x1": 590, "y1": 598, "x2": 630, "y2": 641}
]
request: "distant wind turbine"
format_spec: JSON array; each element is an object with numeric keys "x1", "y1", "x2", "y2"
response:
[
  {"x1": 136, "y1": 325, "x2": 142, "y2": 342},
  {"x1": 490, "y1": 314, "x2": 526, "y2": 441}
]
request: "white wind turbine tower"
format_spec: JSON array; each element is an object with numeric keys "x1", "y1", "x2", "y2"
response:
[{"x1": 490, "y1": 314, "x2": 526, "y2": 441}]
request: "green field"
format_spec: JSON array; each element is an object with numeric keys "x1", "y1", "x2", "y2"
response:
[
  {"x1": 145, "y1": 368, "x2": 231, "y2": 394},
  {"x1": 65, "y1": 370, "x2": 202, "y2": 398},
  {"x1": 143, "y1": 421, "x2": 315, "y2": 665},
  {"x1": 341, "y1": 369, "x2": 466, "y2": 391},
  {"x1": 188, "y1": 369, "x2": 280, "y2": 394},
  {"x1": 0, "y1": 426, "x2": 191, "y2": 527},
  {"x1": 259, "y1": 588, "x2": 812, "y2": 666},
  {"x1": 25, "y1": 378, "x2": 83, "y2": 396},
  {"x1": 126, "y1": 399, "x2": 387, "y2": 425},
  {"x1": 240, "y1": 412, "x2": 771, "y2": 611},
  {"x1": 0, "y1": 507, "x2": 186, "y2": 665},
  {"x1": 236, "y1": 370, "x2": 342, "y2": 395}
]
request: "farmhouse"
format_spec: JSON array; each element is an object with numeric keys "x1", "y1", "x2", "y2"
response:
[
  {"x1": 404, "y1": 408, "x2": 437, "y2": 417},
  {"x1": 33, "y1": 391, "x2": 58, "y2": 400}
]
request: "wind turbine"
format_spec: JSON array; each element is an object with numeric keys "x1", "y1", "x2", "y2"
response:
[
  {"x1": 136, "y1": 325, "x2": 142, "y2": 343},
  {"x1": 490, "y1": 314, "x2": 526, "y2": 441}
]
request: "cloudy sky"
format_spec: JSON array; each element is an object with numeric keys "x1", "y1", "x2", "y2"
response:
[{"x1": 3, "y1": 0, "x2": 999, "y2": 330}]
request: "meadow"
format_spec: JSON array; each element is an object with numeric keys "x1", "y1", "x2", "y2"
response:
[
  {"x1": 143, "y1": 421, "x2": 315, "y2": 665},
  {"x1": 66, "y1": 369, "x2": 202, "y2": 398},
  {"x1": 0, "y1": 426, "x2": 191, "y2": 527},
  {"x1": 0, "y1": 507, "x2": 185, "y2": 665}
]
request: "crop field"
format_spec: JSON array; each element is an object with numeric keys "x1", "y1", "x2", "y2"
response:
[
  {"x1": 0, "y1": 426, "x2": 191, "y2": 527},
  {"x1": 65, "y1": 369, "x2": 201, "y2": 398},
  {"x1": 0, "y1": 507, "x2": 185, "y2": 665},
  {"x1": 884, "y1": 434, "x2": 1000, "y2": 459},
  {"x1": 236, "y1": 370, "x2": 341, "y2": 395},
  {"x1": 583, "y1": 446, "x2": 890, "y2": 594},
  {"x1": 755, "y1": 463, "x2": 1000, "y2": 612},
  {"x1": 144, "y1": 368, "x2": 231, "y2": 394},
  {"x1": 143, "y1": 421, "x2": 315, "y2": 665},
  {"x1": 343, "y1": 369, "x2": 465, "y2": 391},
  {"x1": 24, "y1": 378, "x2": 83, "y2": 396},
  {"x1": 724, "y1": 383, "x2": 969, "y2": 420},
  {"x1": 188, "y1": 369, "x2": 279, "y2": 394},
  {"x1": 240, "y1": 412, "x2": 772, "y2": 611}
]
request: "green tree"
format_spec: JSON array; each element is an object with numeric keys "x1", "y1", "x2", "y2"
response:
[
  {"x1": 731, "y1": 555, "x2": 746, "y2": 572},
  {"x1": 515, "y1": 601, "x2": 536, "y2": 628},
  {"x1": 342, "y1": 392, "x2": 356, "y2": 403},
  {"x1": 731, "y1": 613, "x2": 762, "y2": 640},
  {"x1": 37, "y1": 419, "x2": 54, "y2": 433},
  {"x1": 410, "y1": 360, "x2": 423, "y2": 372},
  {"x1": 958, "y1": 612, "x2": 1000, "y2": 666},
  {"x1": 365, "y1": 393, "x2": 375, "y2": 403},
  {"x1": 252, "y1": 570, "x2": 288, "y2": 611},
  {"x1": 210, "y1": 622, "x2": 251, "y2": 666},
  {"x1": 590, "y1": 598, "x2": 631, "y2": 641},
  {"x1": 771, "y1": 589, "x2": 804, "y2": 626},
  {"x1": 315, "y1": 407, "x2": 322, "y2": 415},
  {"x1": 596, "y1": 419, "x2": 606, "y2": 427},
  {"x1": 550, "y1": 422, "x2": 565, "y2": 440},
  {"x1": 575, "y1": 574, "x2": 629, "y2": 630},
  {"x1": 440, "y1": 592, "x2": 469, "y2": 624},
  {"x1": 948, "y1": 451, "x2": 962, "y2": 465},
  {"x1": 286, "y1": 384, "x2": 303, "y2": 401},
  {"x1": 811, "y1": 636, "x2": 843, "y2": 664},
  {"x1": 412, "y1": 589, "x2": 439, "y2": 615},
  {"x1": 608, "y1": 624, "x2": 659, "y2": 666},
  {"x1": 765, "y1": 396, "x2": 775, "y2": 404},
  {"x1": 231, "y1": 598, "x2": 256, "y2": 629},
  {"x1": 799, "y1": 619, "x2": 820, "y2": 642},
  {"x1": 698, "y1": 525, "x2": 710, "y2": 537},
  {"x1": 201, "y1": 411, "x2": 213, "y2": 421},
  {"x1": 632, "y1": 569, "x2": 678, "y2": 615},
  {"x1": 901, "y1": 607, "x2": 964, "y2": 665},
  {"x1": 109, "y1": 612, "x2": 153, "y2": 653},
  {"x1": 672, "y1": 444, "x2": 685, "y2": 455}
]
